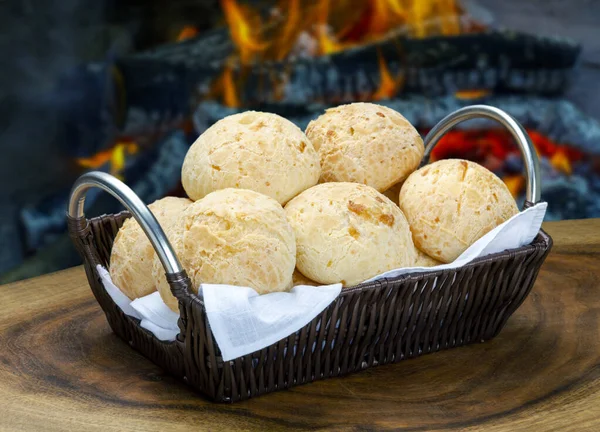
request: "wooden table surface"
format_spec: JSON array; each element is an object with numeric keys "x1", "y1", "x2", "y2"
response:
[{"x1": 1, "y1": 219, "x2": 599, "y2": 431}]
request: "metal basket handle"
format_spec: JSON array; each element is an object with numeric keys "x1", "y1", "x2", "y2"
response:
[
  {"x1": 67, "y1": 171, "x2": 192, "y2": 299},
  {"x1": 422, "y1": 104, "x2": 541, "y2": 205}
]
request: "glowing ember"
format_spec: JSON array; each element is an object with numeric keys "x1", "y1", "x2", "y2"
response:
[{"x1": 528, "y1": 130, "x2": 584, "y2": 163}]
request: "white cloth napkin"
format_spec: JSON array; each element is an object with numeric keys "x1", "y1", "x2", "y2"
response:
[
  {"x1": 201, "y1": 283, "x2": 342, "y2": 361},
  {"x1": 97, "y1": 202, "x2": 546, "y2": 361}
]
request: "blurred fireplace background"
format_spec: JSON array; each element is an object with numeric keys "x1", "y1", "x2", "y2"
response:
[{"x1": 1, "y1": 0, "x2": 599, "y2": 282}]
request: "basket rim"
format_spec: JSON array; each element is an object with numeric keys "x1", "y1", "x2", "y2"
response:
[
  {"x1": 88, "y1": 210, "x2": 552, "y2": 303},
  {"x1": 342, "y1": 228, "x2": 552, "y2": 295}
]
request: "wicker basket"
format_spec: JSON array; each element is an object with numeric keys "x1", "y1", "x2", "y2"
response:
[{"x1": 67, "y1": 105, "x2": 552, "y2": 402}]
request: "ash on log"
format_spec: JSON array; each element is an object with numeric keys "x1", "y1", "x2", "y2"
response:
[
  {"x1": 108, "y1": 30, "x2": 581, "y2": 121},
  {"x1": 52, "y1": 29, "x2": 580, "y2": 160},
  {"x1": 131, "y1": 28, "x2": 233, "y2": 69},
  {"x1": 233, "y1": 31, "x2": 581, "y2": 105}
]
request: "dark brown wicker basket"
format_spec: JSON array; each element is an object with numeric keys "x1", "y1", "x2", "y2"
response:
[{"x1": 67, "y1": 105, "x2": 552, "y2": 402}]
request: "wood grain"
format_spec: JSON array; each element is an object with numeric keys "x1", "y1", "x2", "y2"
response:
[{"x1": 0, "y1": 219, "x2": 599, "y2": 431}]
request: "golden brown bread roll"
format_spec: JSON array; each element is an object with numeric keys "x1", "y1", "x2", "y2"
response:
[
  {"x1": 153, "y1": 188, "x2": 296, "y2": 312},
  {"x1": 109, "y1": 197, "x2": 192, "y2": 300},
  {"x1": 284, "y1": 182, "x2": 416, "y2": 287},
  {"x1": 182, "y1": 111, "x2": 320, "y2": 204},
  {"x1": 399, "y1": 159, "x2": 518, "y2": 263},
  {"x1": 305, "y1": 103, "x2": 424, "y2": 192}
]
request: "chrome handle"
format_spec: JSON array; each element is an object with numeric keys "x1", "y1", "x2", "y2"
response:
[
  {"x1": 67, "y1": 171, "x2": 183, "y2": 274},
  {"x1": 422, "y1": 105, "x2": 541, "y2": 204}
]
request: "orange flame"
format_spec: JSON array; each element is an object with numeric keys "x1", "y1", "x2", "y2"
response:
[
  {"x1": 76, "y1": 142, "x2": 139, "y2": 179},
  {"x1": 221, "y1": 0, "x2": 474, "y2": 63},
  {"x1": 316, "y1": 0, "x2": 346, "y2": 55},
  {"x1": 410, "y1": 0, "x2": 462, "y2": 38},
  {"x1": 503, "y1": 174, "x2": 525, "y2": 198},
  {"x1": 373, "y1": 49, "x2": 403, "y2": 100},
  {"x1": 221, "y1": 0, "x2": 269, "y2": 64},
  {"x1": 211, "y1": 0, "x2": 479, "y2": 105},
  {"x1": 222, "y1": 66, "x2": 241, "y2": 108},
  {"x1": 176, "y1": 25, "x2": 198, "y2": 42},
  {"x1": 454, "y1": 89, "x2": 492, "y2": 100},
  {"x1": 550, "y1": 150, "x2": 572, "y2": 176},
  {"x1": 274, "y1": 0, "x2": 302, "y2": 60},
  {"x1": 368, "y1": 0, "x2": 407, "y2": 35},
  {"x1": 438, "y1": 0, "x2": 462, "y2": 35}
]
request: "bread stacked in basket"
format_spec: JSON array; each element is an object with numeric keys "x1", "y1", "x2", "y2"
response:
[{"x1": 109, "y1": 103, "x2": 518, "y2": 311}]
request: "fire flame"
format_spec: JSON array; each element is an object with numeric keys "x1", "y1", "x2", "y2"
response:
[
  {"x1": 410, "y1": 0, "x2": 461, "y2": 38},
  {"x1": 206, "y1": 62, "x2": 241, "y2": 108},
  {"x1": 454, "y1": 89, "x2": 492, "y2": 100},
  {"x1": 176, "y1": 25, "x2": 199, "y2": 42},
  {"x1": 76, "y1": 142, "x2": 139, "y2": 179},
  {"x1": 315, "y1": 0, "x2": 346, "y2": 55},
  {"x1": 222, "y1": 65, "x2": 241, "y2": 108},
  {"x1": 364, "y1": 0, "x2": 407, "y2": 37},
  {"x1": 221, "y1": 0, "x2": 269, "y2": 64},
  {"x1": 219, "y1": 0, "x2": 475, "y2": 63},
  {"x1": 373, "y1": 49, "x2": 404, "y2": 100},
  {"x1": 315, "y1": 0, "x2": 468, "y2": 54},
  {"x1": 275, "y1": 0, "x2": 302, "y2": 61},
  {"x1": 550, "y1": 150, "x2": 573, "y2": 176},
  {"x1": 213, "y1": 0, "x2": 480, "y2": 106},
  {"x1": 503, "y1": 174, "x2": 525, "y2": 197}
]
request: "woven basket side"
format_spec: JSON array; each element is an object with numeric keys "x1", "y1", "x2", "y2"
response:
[{"x1": 181, "y1": 231, "x2": 551, "y2": 402}]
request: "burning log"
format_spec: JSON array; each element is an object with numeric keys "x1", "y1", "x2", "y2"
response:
[
  {"x1": 114, "y1": 25, "x2": 580, "y2": 111},
  {"x1": 131, "y1": 27, "x2": 233, "y2": 69},
  {"x1": 32, "y1": 0, "x2": 581, "y2": 171},
  {"x1": 197, "y1": 0, "x2": 576, "y2": 106},
  {"x1": 210, "y1": 31, "x2": 581, "y2": 106},
  {"x1": 218, "y1": 0, "x2": 480, "y2": 61},
  {"x1": 53, "y1": 17, "x2": 579, "y2": 158}
]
